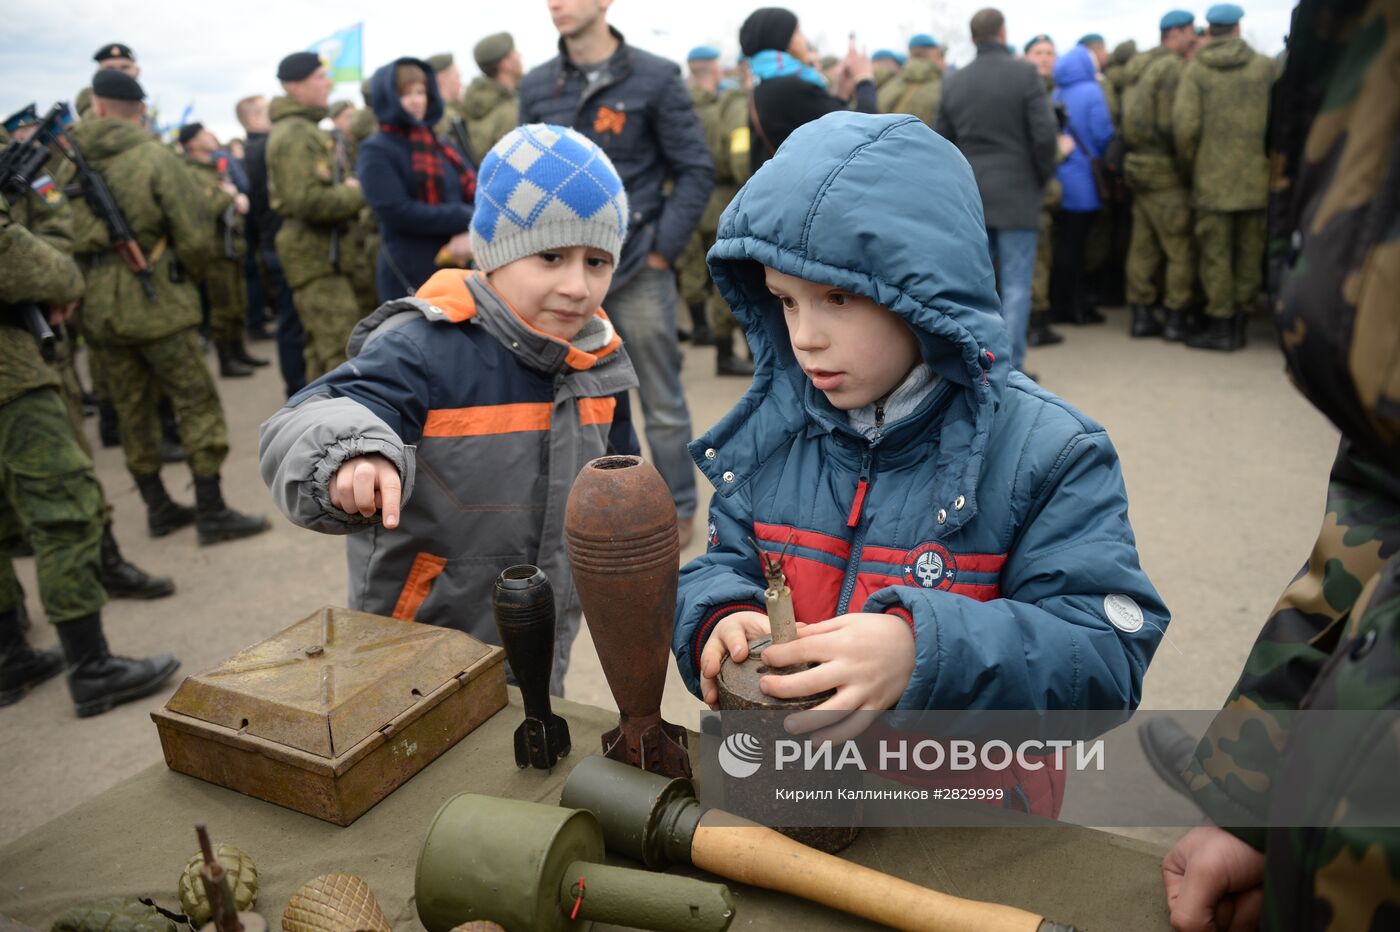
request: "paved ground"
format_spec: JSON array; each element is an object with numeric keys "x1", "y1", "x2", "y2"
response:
[{"x1": 0, "y1": 307, "x2": 1339, "y2": 848}]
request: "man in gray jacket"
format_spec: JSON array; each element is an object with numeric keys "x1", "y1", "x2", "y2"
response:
[{"x1": 935, "y1": 7, "x2": 1060, "y2": 372}]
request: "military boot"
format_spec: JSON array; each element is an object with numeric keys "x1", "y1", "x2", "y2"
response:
[
  {"x1": 99, "y1": 524, "x2": 175, "y2": 599},
  {"x1": 687, "y1": 303, "x2": 715, "y2": 347},
  {"x1": 1129, "y1": 304, "x2": 1164, "y2": 338},
  {"x1": 1026, "y1": 312, "x2": 1065, "y2": 347},
  {"x1": 1137, "y1": 716, "x2": 1199, "y2": 801},
  {"x1": 134, "y1": 472, "x2": 196, "y2": 538},
  {"x1": 231, "y1": 339, "x2": 269, "y2": 368},
  {"x1": 715, "y1": 339, "x2": 755, "y2": 378},
  {"x1": 0, "y1": 608, "x2": 64, "y2": 707},
  {"x1": 193, "y1": 475, "x2": 270, "y2": 545},
  {"x1": 98, "y1": 400, "x2": 121, "y2": 448},
  {"x1": 1186, "y1": 314, "x2": 1243, "y2": 352},
  {"x1": 216, "y1": 342, "x2": 256, "y2": 378},
  {"x1": 1162, "y1": 306, "x2": 1198, "y2": 342},
  {"x1": 55, "y1": 612, "x2": 180, "y2": 718}
]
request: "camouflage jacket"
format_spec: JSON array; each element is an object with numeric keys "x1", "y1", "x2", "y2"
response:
[
  {"x1": 267, "y1": 96, "x2": 365, "y2": 289},
  {"x1": 1186, "y1": 0, "x2": 1400, "y2": 923},
  {"x1": 350, "y1": 106, "x2": 377, "y2": 145},
  {"x1": 461, "y1": 77, "x2": 518, "y2": 166},
  {"x1": 689, "y1": 85, "x2": 747, "y2": 233},
  {"x1": 877, "y1": 58, "x2": 942, "y2": 128},
  {"x1": 0, "y1": 191, "x2": 83, "y2": 406},
  {"x1": 67, "y1": 118, "x2": 211, "y2": 345},
  {"x1": 1121, "y1": 49, "x2": 1188, "y2": 190},
  {"x1": 1173, "y1": 37, "x2": 1274, "y2": 211},
  {"x1": 183, "y1": 156, "x2": 244, "y2": 264}
]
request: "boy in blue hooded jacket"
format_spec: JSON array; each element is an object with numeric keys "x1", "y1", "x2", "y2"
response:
[{"x1": 674, "y1": 113, "x2": 1167, "y2": 750}]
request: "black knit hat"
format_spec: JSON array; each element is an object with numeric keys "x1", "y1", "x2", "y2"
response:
[
  {"x1": 177, "y1": 122, "x2": 204, "y2": 146},
  {"x1": 739, "y1": 7, "x2": 799, "y2": 57},
  {"x1": 91, "y1": 69, "x2": 145, "y2": 102},
  {"x1": 277, "y1": 51, "x2": 323, "y2": 82}
]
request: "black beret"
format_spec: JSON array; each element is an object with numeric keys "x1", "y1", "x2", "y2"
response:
[
  {"x1": 277, "y1": 51, "x2": 323, "y2": 82},
  {"x1": 91, "y1": 69, "x2": 146, "y2": 102},
  {"x1": 740, "y1": 7, "x2": 799, "y2": 57},
  {"x1": 177, "y1": 122, "x2": 204, "y2": 145},
  {"x1": 94, "y1": 43, "x2": 135, "y2": 62}
]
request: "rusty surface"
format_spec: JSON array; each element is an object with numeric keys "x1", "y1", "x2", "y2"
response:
[
  {"x1": 152, "y1": 606, "x2": 507, "y2": 826},
  {"x1": 564, "y1": 456, "x2": 691, "y2": 779}
]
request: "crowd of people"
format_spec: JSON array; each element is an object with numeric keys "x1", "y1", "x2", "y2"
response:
[{"x1": 6, "y1": 0, "x2": 1396, "y2": 926}]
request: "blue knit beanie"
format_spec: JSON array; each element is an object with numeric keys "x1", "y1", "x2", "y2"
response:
[{"x1": 470, "y1": 124, "x2": 629, "y2": 273}]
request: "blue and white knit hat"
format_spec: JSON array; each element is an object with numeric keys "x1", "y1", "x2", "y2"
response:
[{"x1": 470, "y1": 124, "x2": 629, "y2": 273}]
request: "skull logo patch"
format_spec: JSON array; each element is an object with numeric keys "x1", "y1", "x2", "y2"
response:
[{"x1": 903, "y1": 542, "x2": 956, "y2": 590}]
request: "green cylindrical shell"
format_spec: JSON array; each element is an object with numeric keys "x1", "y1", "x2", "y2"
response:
[
  {"x1": 560, "y1": 860, "x2": 733, "y2": 931},
  {"x1": 178, "y1": 843, "x2": 258, "y2": 926},
  {"x1": 416, "y1": 794, "x2": 604, "y2": 932},
  {"x1": 558, "y1": 755, "x2": 701, "y2": 869},
  {"x1": 50, "y1": 898, "x2": 176, "y2": 932}
]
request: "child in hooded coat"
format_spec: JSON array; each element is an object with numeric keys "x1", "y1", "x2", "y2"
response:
[{"x1": 673, "y1": 112, "x2": 1168, "y2": 815}]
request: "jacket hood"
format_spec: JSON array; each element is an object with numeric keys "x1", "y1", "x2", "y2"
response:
[
  {"x1": 1124, "y1": 45, "x2": 1167, "y2": 84},
  {"x1": 368, "y1": 57, "x2": 444, "y2": 128},
  {"x1": 69, "y1": 117, "x2": 152, "y2": 161},
  {"x1": 902, "y1": 58, "x2": 942, "y2": 83},
  {"x1": 462, "y1": 76, "x2": 510, "y2": 120},
  {"x1": 1053, "y1": 45, "x2": 1097, "y2": 87},
  {"x1": 1198, "y1": 37, "x2": 1254, "y2": 69},
  {"x1": 703, "y1": 112, "x2": 1006, "y2": 528}
]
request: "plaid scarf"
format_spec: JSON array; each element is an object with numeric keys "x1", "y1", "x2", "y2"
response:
[{"x1": 379, "y1": 123, "x2": 476, "y2": 205}]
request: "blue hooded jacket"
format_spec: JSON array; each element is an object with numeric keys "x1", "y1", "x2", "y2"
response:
[
  {"x1": 673, "y1": 112, "x2": 1166, "y2": 712},
  {"x1": 358, "y1": 57, "x2": 474, "y2": 301},
  {"x1": 1052, "y1": 45, "x2": 1116, "y2": 212}
]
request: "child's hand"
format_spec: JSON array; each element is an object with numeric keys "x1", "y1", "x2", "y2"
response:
[
  {"x1": 758, "y1": 613, "x2": 915, "y2": 740},
  {"x1": 698, "y1": 611, "x2": 771, "y2": 710},
  {"x1": 329, "y1": 453, "x2": 402, "y2": 528}
]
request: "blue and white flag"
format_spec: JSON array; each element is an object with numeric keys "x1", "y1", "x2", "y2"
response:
[{"x1": 309, "y1": 22, "x2": 364, "y2": 83}]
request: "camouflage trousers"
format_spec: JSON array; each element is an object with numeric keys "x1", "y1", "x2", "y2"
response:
[
  {"x1": 291, "y1": 274, "x2": 360, "y2": 381},
  {"x1": 1195, "y1": 208, "x2": 1265, "y2": 319},
  {"x1": 1126, "y1": 185, "x2": 1196, "y2": 311},
  {"x1": 101, "y1": 327, "x2": 228, "y2": 478},
  {"x1": 0, "y1": 388, "x2": 105, "y2": 623},
  {"x1": 676, "y1": 229, "x2": 739, "y2": 340},
  {"x1": 51, "y1": 331, "x2": 112, "y2": 521},
  {"x1": 204, "y1": 258, "x2": 248, "y2": 343},
  {"x1": 1185, "y1": 443, "x2": 1400, "y2": 927},
  {"x1": 1031, "y1": 207, "x2": 1054, "y2": 313}
]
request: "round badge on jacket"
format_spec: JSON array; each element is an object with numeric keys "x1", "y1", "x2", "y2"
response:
[{"x1": 903, "y1": 542, "x2": 956, "y2": 590}]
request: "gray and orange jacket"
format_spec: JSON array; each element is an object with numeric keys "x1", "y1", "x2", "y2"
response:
[{"x1": 260, "y1": 270, "x2": 639, "y2": 692}]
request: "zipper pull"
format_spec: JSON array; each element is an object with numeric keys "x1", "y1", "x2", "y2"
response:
[{"x1": 846, "y1": 450, "x2": 873, "y2": 528}]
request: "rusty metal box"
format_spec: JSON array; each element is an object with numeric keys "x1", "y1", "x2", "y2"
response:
[{"x1": 151, "y1": 606, "x2": 507, "y2": 826}]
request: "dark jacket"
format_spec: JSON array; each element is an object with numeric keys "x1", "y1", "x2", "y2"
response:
[
  {"x1": 517, "y1": 27, "x2": 714, "y2": 294},
  {"x1": 1053, "y1": 46, "x2": 1115, "y2": 212},
  {"x1": 934, "y1": 43, "x2": 1059, "y2": 229},
  {"x1": 750, "y1": 75, "x2": 878, "y2": 171},
  {"x1": 358, "y1": 57, "x2": 474, "y2": 301},
  {"x1": 243, "y1": 131, "x2": 277, "y2": 251}
]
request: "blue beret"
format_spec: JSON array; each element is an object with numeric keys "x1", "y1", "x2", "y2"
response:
[
  {"x1": 1206, "y1": 3, "x2": 1244, "y2": 24},
  {"x1": 872, "y1": 49, "x2": 899, "y2": 63},
  {"x1": 894, "y1": 52, "x2": 908, "y2": 65},
  {"x1": 687, "y1": 45, "x2": 720, "y2": 62},
  {"x1": 1078, "y1": 33, "x2": 1105, "y2": 45},
  {"x1": 4, "y1": 104, "x2": 38, "y2": 133},
  {"x1": 908, "y1": 33, "x2": 939, "y2": 49},
  {"x1": 1023, "y1": 33, "x2": 1054, "y2": 53},
  {"x1": 1160, "y1": 9, "x2": 1195, "y2": 29}
]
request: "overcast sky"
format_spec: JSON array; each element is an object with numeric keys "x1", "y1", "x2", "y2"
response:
[{"x1": 2, "y1": 0, "x2": 1295, "y2": 142}]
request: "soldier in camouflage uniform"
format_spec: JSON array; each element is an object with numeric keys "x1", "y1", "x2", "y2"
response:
[
  {"x1": 328, "y1": 102, "x2": 378, "y2": 318},
  {"x1": 1102, "y1": 40, "x2": 1137, "y2": 126},
  {"x1": 878, "y1": 34, "x2": 943, "y2": 128},
  {"x1": 0, "y1": 183, "x2": 180, "y2": 716},
  {"x1": 267, "y1": 52, "x2": 367, "y2": 380},
  {"x1": 1023, "y1": 35, "x2": 1065, "y2": 348},
  {"x1": 426, "y1": 52, "x2": 465, "y2": 146},
  {"x1": 0, "y1": 119, "x2": 171, "y2": 600},
  {"x1": 1121, "y1": 11, "x2": 1198, "y2": 341},
  {"x1": 69, "y1": 71, "x2": 268, "y2": 546},
  {"x1": 1153, "y1": 0, "x2": 1400, "y2": 924},
  {"x1": 676, "y1": 46, "x2": 752, "y2": 375},
  {"x1": 870, "y1": 50, "x2": 902, "y2": 101},
  {"x1": 179, "y1": 122, "x2": 266, "y2": 378},
  {"x1": 463, "y1": 33, "x2": 522, "y2": 168},
  {"x1": 1173, "y1": 4, "x2": 1274, "y2": 352}
]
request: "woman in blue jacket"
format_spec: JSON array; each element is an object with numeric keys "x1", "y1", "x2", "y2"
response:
[
  {"x1": 1050, "y1": 44, "x2": 1115, "y2": 325},
  {"x1": 358, "y1": 58, "x2": 475, "y2": 301}
]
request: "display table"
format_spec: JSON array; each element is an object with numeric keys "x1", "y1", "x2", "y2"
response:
[{"x1": 0, "y1": 690, "x2": 1171, "y2": 930}]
